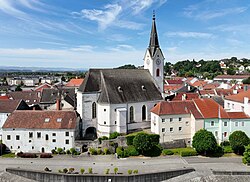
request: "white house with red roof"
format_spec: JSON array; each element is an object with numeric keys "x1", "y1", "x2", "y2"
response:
[
  {"x1": 224, "y1": 89, "x2": 250, "y2": 115},
  {"x1": 2, "y1": 110, "x2": 80, "y2": 153}
]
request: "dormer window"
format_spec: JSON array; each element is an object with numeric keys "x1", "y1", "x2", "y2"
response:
[
  {"x1": 26, "y1": 100, "x2": 30, "y2": 102},
  {"x1": 118, "y1": 86, "x2": 123, "y2": 92},
  {"x1": 57, "y1": 118, "x2": 62, "y2": 122},
  {"x1": 141, "y1": 85, "x2": 146, "y2": 91},
  {"x1": 45, "y1": 118, "x2": 50, "y2": 122}
]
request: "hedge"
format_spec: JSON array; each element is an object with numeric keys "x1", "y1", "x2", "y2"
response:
[
  {"x1": 162, "y1": 149, "x2": 174, "y2": 155},
  {"x1": 126, "y1": 135, "x2": 136, "y2": 146},
  {"x1": 40, "y1": 153, "x2": 53, "y2": 158},
  {"x1": 180, "y1": 150, "x2": 197, "y2": 157},
  {"x1": 89, "y1": 148, "x2": 97, "y2": 155},
  {"x1": 124, "y1": 146, "x2": 139, "y2": 156}
]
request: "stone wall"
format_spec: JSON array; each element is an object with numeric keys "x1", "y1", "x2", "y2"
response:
[
  {"x1": 6, "y1": 167, "x2": 195, "y2": 182},
  {"x1": 161, "y1": 139, "x2": 187, "y2": 149}
]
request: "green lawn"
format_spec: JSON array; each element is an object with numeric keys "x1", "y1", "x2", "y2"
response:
[{"x1": 1, "y1": 153, "x2": 16, "y2": 158}]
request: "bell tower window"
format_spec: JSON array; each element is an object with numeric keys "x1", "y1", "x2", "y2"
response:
[{"x1": 156, "y1": 69, "x2": 160, "y2": 77}]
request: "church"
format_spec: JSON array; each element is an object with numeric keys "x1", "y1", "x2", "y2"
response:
[{"x1": 77, "y1": 14, "x2": 165, "y2": 138}]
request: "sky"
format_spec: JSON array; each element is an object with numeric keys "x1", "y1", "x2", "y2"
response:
[{"x1": 0, "y1": 0, "x2": 250, "y2": 69}]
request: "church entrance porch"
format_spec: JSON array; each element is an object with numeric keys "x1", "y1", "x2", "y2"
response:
[{"x1": 83, "y1": 127, "x2": 97, "y2": 140}]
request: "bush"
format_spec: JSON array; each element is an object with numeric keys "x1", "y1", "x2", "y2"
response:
[
  {"x1": 40, "y1": 153, "x2": 53, "y2": 158},
  {"x1": 144, "y1": 144, "x2": 162, "y2": 157},
  {"x1": 243, "y1": 145, "x2": 250, "y2": 164},
  {"x1": 124, "y1": 146, "x2": 139, "y2": 156},
  {"x1": 0, "y1": 144, "x2": 6, "y2": 155},
  {"x1": 66, "y1": 149, "x2": 71, "y2": 155},
  {"x1": 114, "y1": 167, "x2": 118, "y2": 174},
  {"x1": 98, "y1": 136, "x2": 109, "y2": 144},
  {"x1": 223, "y1": 146, "x2": 233, "y2": 153},
  {"x1": 162, "y1": 149, "x2": 174, "y2": 155},
  {"x1": 80, "y1": 168, "x2": 85, "y2": 174},
  {"x1": 51, "y1": 149, "x2": 58, "y2": 154},
  {"x1": 97, "y1": 148, "x2": 103, "y2": 155},
  {"x1": 103, "y1": 148, "x2": 110, "y2": 155},
  {"x1": 116, "y1": 147, "x2": 124, "y2": 158},
  {"x1": 57, "y1": 148, "x2": 64, "y2": 155},
  {"x1": 192, "y1": 129, "x2": 217, "y2": 155},
  {"x1": 70, "y1": 148, "x2": 76, "y2": 155},
  {"x1": 18, "y1": 153, "x2": 37, "y2": 158},
  {"x1": 68, "y1": 168, "x2": 74, "y2": 173},
  {"x1": 88, "y1": 168, "x2": 93, "y2": 174},
  {"x1": 149, "y1": 134, "x2": 160, "y2": 145},
  {"x1": 126, "y1": 135, "x2": 136, "y2": 145},
  {"x1": 220, "y1": 141, "x2": 230, "y2": 147},
  {"x1": 133, "y1": 169, "x2": 138, "y2": 174},
  {"x1": 105, "y1": 169, "x2": 110, "y2": 174},
  {"x1": 180, "y1": 150, "x2": 197, "y2": 157},
  {"x1": 128, "y1": 169, "x2": 133, "y2": 175},
  {"x1": 109, "y1": 132, "x2": 121, "y2": 139},
  {"x1": 58, "y1": 169, "x2": 63, "y2": 173},
  {"x1": 63, "y1": 168, "x2": 68, "y2": 173},
  {"x1": 89, "y1": 148, "x2": 97, "y2": 155},
  {"x1": 229, "y1": 131, "x2": 250, "y2": 155},
  {"x1": 211, "y1": 145, "x2": 224, "y2": 157}
]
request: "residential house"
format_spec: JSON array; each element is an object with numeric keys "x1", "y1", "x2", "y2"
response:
[
  {"x1": 65, "y1": 78, "x2": 84, "y2": 88},
  {"x1": 9, "y1": 91, "x2": 41, "y2": 107},
  {"x1": 2, "y1": 110, "x2": 80, "y2": 153}
]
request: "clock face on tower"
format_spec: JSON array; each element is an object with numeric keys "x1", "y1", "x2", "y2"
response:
[
  {"x1": 146, "y1": 59, "x2": 150, "y2": 65},
  {"x1": 156, "y1": 58, "x2": 161, "y2": 65}
]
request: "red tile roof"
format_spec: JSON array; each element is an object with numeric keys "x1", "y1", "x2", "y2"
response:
[
  {"x1": 172, "y1": 93, "x2": 200, "y2": 101},
  {"x1": 0, "y1": 100, "x2": 23, "y2": 113},
  {"x1": 199, "y1": 90, "x2": 216, "y2": 95},
  {"x1": 165, "y1": 79, "x2": 183, "y2": 85},
  {"x1": 225, "y1": 90, "x2": 250, "y2": 103},
  {"x1": 65, "y1": 78, "x2": 84, "y2": 87},
  {"x1": 215, "y1": 75, "x2": 249, "y2": 79},
  {"x1": 3, "y1": 110, "x2": 77, "y2": 129},
  {"x1": 191, "y1": 80, "x2": 207, "y2": 87},
  {"x1": 194, "y1": 98, "x2": 229, "y2": 119},
  {"x1": 227, "y1": 112, "x2": 249, "y2": 119},
  {"x1": 34, "y1": 83, "x2": 52, "y2": 92},
  {"x1": 203, "y1": 83, "x2": 220, "y2": 90},
  {"x1": 0, "y1": 95, "x2": 10, "y2": 100},
  {"x1": 215, "y1": 89, "x2": 234, "y2": 96},
  {"x1": 151, "y1": 100, "x2": 203, "y2": 119},
  {"x1": 164, "y1": 85, "x2": 182, "y2": 92}
]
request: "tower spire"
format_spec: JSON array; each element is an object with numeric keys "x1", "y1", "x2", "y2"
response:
[{"x1": 149, "y1": 10, "x2": 159, "y2": 56}]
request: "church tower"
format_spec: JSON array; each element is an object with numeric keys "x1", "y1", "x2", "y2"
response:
[{"x1": 144, "y1": 12, "x2": 164, "y2": 93}]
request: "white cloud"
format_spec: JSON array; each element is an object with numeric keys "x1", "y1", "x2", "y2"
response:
[
  {"x1": 165, "y1": 31, "x2": 213, "y2": 39},
  {"x1": 0, "y1": 0, "x2": 27, "y2": 19},
  {"x1": 80, "y1": 4, "x2": 122, "y2": 30},
  {"x1": 107, "y1": 44, "x2": 136, "y2": 52},
  {"x1": 115, "y1": 20, "x2": 144, "y2": 30},
  {"x1": 70, "y1": 45, "x2": 96, "y2": 52},
  {"x1": 166, "y1": 47, "x2": 177, "y2": 52}
]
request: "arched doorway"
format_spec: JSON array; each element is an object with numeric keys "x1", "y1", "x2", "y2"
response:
[
  {"x1": 142, "y1": 105, "x2": 146, "y2": 120},
  {"x1": 84, "y1": 127, "x2": 97, "y2": 140},
  {"x1": 41, "y1": 147, "x2": 45, "y2": 153}
]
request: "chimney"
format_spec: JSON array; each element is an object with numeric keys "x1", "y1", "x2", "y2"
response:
[
  {"x1": 244, "y1": 97, "x2": 249, "y2": 105},
  {"x1": 33, "y1": 106, "x2": 36, "y2": 110},
  {"x1": 56, "y1": 98, "x2": 61, "y2": 110}
]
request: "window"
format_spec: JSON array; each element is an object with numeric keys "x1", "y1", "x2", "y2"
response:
[
  {"x1": 179, "y1": 127, "x2": 182, "y2": 131},
  {"x1": 37, "y1": 132, "x2": 41, "y2": 138},
  {"x1": 242, "y1": 122, "x2": 245, "y2": 127},
  {"x1": 16, "y1": 135, "x2": 20, "y2": 140},
  {"x1": 186, "y1": 121, "x2": 189, "y2": 125},
  {"x1": 52, "y1": 139, "x2": 56, "y2": 142},
  {"x1": 170, "y1": 118, "x2": 173, "y2": 122},
  {"x1": 32, "y1": 146, "x2": 34, "y2": 149},
  {"x1": 115, "y1": 121, "x2": 117, "y2": 125},
  {"x1": 7, "y1": 135, "x2": 11, "y2": 140},
  {"x1": 162, "y1": 128, "x2": 165, "y2": 132},
  {"x1": 170, "y1": 127, "x2": 173, "y2": 132},
  {"x1": 45, "y1": 134, "x2": 49, "y2": 140},
  {"x1": 17, "y1": 146, "x2": 20, "y2": 149},
  {"x1": 92, "y1": 102, "x2": 97, "y2": 119},
  {"x1": 57, "y1": 118, "x2": 62, "y2": 122},
  {"x1": 26, "y1": 100, "x2": 30, "y2": 103},
  {"x1": 224, "y1": 122, "x2": 227, "y2": 127},
  {"x1": 162, "y1": 119, "x2": 165, "y2": 123},
  {"x1": 65, "y1": 132, "x2": 69, "y2": 136},
  {"x1": 215, "y1": 131, "x2": 218, "y2": 137},
  {"x1": 242, "y1": 106, "x2": 244, "y2": 111},
  {"x1": 104, "y1": 121, "x2": 106, "y2": 124},
  {"x1": 179, "y1": 117, "x2": 182, "y2": 122},
  {"x1": 52, "y1": 133, "x2": 56, "y2": 136},
  {"x1": 44, "y1": 118, "x2": 50, "y2": 122},
  {"x1": 232, "y1": 104, "x2": 234, "y2": 109},
  {"x1": 104, "y1": 109, "x2": 106, "y2": 112},
  {"x1": 235, "y1": 122, "x2": 238, "y2": 127},
  {"x1": 142, "y1": 105, "x2": 146, "y2": 120},
  {"x1": 224, "y1": 132, "x2": 227, "y2": 137},
  {"x1": 129, "y1": 106, "x2": 134, "y2": 122},
  {"x1": 65, "y1": 140, "x2": 69, "y2": 144},
  {"x1": 227, "y1": 103, "x2": 230, "y2": 108},
  {"x1": 211, "y1": 121, "x2": 214, "y2": 126},
  {"x1": 29, "y1": 132, "x2": 33, "y2": 138},
  {"x1": 156, "y1": 69, "x2": 160, "y2": 77}
]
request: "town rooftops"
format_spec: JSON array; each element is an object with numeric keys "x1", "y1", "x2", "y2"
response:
[
  {"x1": 165, "y1": 79, "x2": 183, "y2": 85},
  {"x1": 151, "y1": 100, "x2": 203, "y2": 119},
  {"x1": 3, "y1": 110, "x2": 77, "y2": 129},
  {"x1": 65, "y1": 78, "x2": 84, "y2": 87},
  {"x1": 9, "y1": 91, "x2": 40, "y2": 105},
  {"x1": 40, "y1": 88, "x2": 75, "y2": 104},
  {"x1": 79, "y1": 69, "x2": 163, "y2": 104},
  {"x1": 34, "y1": 83, "x2": 52, "y2": 92},
  {"x1": 172, "y1": 92, "x2": 200, "y2": 101},
  {"x1": 225, "y1": 89, "x2": 250, "y2": 103},
  {"x1": 0, "y1": 99, "x2": 29, "y2": 113},
  {"x1": 227, "y1": 112, "x2": 249, "y2": 119}
]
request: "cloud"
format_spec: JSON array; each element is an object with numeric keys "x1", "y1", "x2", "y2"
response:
[
  {"x1": 107, "y1": 44, "x2": 136, "y2": 52},
  {"x1": 0, "y1": 0, "x2": 28, "y2": 19},
  {"x1": 166, "y1": 47, "x2": 177, "y2": 52},
  {"x1": 70, "y1": 45, "x2": 96, "y2": 52},
  {"x1": 165, "y1": 31, "x2": 213, "y2": 39},
  {"x1": 79, "y1": 4, "x2": 122, "y2": 30}
]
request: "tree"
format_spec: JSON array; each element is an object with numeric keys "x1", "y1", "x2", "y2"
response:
[
  {"x1": 242, "y1": 77, "x2": 250, "y2": 84},
  {"x1": 116, "y1": 64, "x2": 137, "y2": 69},
  {"x1": 15, "y1": 84, "x2": 22, "y2": 91},
  {"x1": 227, "y1": 68, "x2": 236, "y2": 75},
  {"x1": 192, "y1": 129, "x2": 217, "y2": 155},
  {"x1": 243, "y1": 144, "x2": 250, "y2": 164},
  {"x1": 229, "y1": 131, "x2": 250, "y2": 155},
  {"x1": 164, "y1": 62, "x2": 172, "y2": 75}
]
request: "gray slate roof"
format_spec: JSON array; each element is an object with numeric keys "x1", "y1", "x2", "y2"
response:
[
  {"x1": 40, "y1": 88, "x2": 75, "y2": 104},
  {"x1": 78, "y1": 69, "x2": 163, "y2": 104}
]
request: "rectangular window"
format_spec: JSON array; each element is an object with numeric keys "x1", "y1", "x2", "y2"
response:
[
  {"x1": 242, "y1": 122, "x2": 245, "y2": 127},
  {"x1": 162, "y1": 119, "x2": 165, "y2": 123},
  {"x1": 235, "y1": 122, "x2": 238, "y2": 127},
  {"x1": 179, "y1": 117, "x2": 182, "y2": 122},
  {"x1": 232, "y1": 104, "x2": 234, "y2": 109},
  {"x1": 65, "y1": 139, "x2": 69, "y2": 144},
  {"x1": 227, "y1": 103, "x2": 230, "y2": 108},
  {"x1": 57, "y1": 118, "x2": 62, "y2": 122},
  {"x1": 65, "y1": 131, "x2": 69, "y2": 136},
  {"x1": 170, "y1": 118, "x2": 173, "y2": 122},
  {"x1": 211, "y1": 121, "x2": 214, "y2": 126},
  {"x1": 44, "y1": 118, "x2": 50, "y2": 122},
  {"x1": 16, "y1": 135, "x2": 20, "y2": 140},
  {"x1": 242, "y1": 106, "x2": 244, "y2": 111},
  {"x1": 224, "y1": 122, "x2": 227, "y2": 127},
  {"x1": 7, "y1": 135, "x2": 11, "y2": 140},
  {"x1": 37, "y1": 132, "x2": 41, "y2": 138},
  {"x1": 179, "y1": 127, "x2": 182, "y2": 131},
  {"x1": 29, "y1": 132, "x2": 33, "y2": 138},
  {"x1": 186, "y1": 121, "x2": 189, "y2": 125},
  {"x1": 170, "y1": 127, "x2": 173, "y2": 132},
  {"x1": 162, "y1": 128, "x2": 165, "y2": 132},
  {"x1": 45, "y1": 134, "x2": 49, "y2": 140},
  {"x1": 224, "y1": 132, "x2": 227, "y2": 137},
  {"x1": 215, "y1": 131, "x2": 218, "y2": 136},
  {"x1": 52, "y1": 139, "x2": 56, "y2": 142},
  {"x1": 52, "y1": 133, "x2": 56, "y2": 136}
]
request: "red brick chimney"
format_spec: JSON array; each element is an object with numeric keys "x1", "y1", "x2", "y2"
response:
[{"x1": 56, "y1": 98, "x2": 61, "y2": 110}]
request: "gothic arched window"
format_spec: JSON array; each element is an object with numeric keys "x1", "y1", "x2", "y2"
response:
[
  {"x1": 92, "y1": 102, "x2": 96, "y2": 119},
  {"x1": 156, "y1": 69, "x2": 160, "y2": 77},
  {"x1": 142, "y1": 105, "x2": 146, "y2": 120},
  {"x1": 129, "y1": 106, "x2": 134, "y2": 122}
]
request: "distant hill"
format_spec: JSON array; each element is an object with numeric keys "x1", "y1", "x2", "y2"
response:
[{"x1": 0, "y1": 66, "x2": 87, "y2": 72}]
